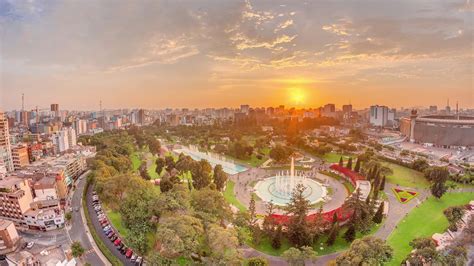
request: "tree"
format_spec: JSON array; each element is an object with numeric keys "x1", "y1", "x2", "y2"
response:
[
  {"x1": 379, "y1": 175, "x2": 386, "y2": 191},
  {"x1": 343, "y1": 189, "x2": 371, "y2": 232},
  {"x1": 282, "y1": 246, "x2": 317, "y2": 266},
  {"x1": 247, "y1": 257, "x2": 269, "y2": 266},
  {"x1": 165, "y1": 156, "x2": 176, "y2": 172},
  {"x1": 71, "y1": 241, "x2": 85, "y2": 258},
  {"x1": 159, "y1": 177, "x2": 174, "y2": 193},
  {"x1": 354, "y1": 158, "x2": 361, "y2": 173},
  {"x1": 213, "y1": 164, "x2": 228, "y2": 191},
  {"x1": 373, "y1": 202, "x2": 384, "y2": 224},
  {"x1": 338, "y1": 157, "x2": 343, "y2": 167},
  {"x1": 346, "y1": 157, "x2": 353, "y2": 170},
  {"x1": 336, "y1": 236, "x2": 393, "y2": 265},
  {"x1": 412, "y1": 158, "x2": 429, "y2": 172},
  {"x1": 207, "y1": 224, "x2": 242, "y2": 265},
  {"x1": 155, "y1": 157, "x2": 166, "y2": 176},
  {"x1": 270, "y1": 145, "x2": 292, "y2": 163},
  {"x1": 326, "y1": 222, "x2": 339, "y2": 246},
  {"x1": 343, "y1": 224, "x2": 356, "y2": 243},
  {"x1": 139, "y1": 162, "x2": 151, "y2": 180},
  {"x1": 65, "y1": 212, "x2": 72, "y2": 222},
  {"x1": 286, "y1": 184, "x2": 312, "y2": 247},
  {"x1": 191, "y1": 187, "x2": 232, "y2": 223},
  {"x1": 428, "y1": 167, "x2": 450, "y2": 199},
  {"x1": 443, "y1": 206, "x2": 465, "y2": 231},
  {"x1": 147, "y1": 137, "x2": 161, "y2": 156},
  {"x1": 156, "y1": 215, "x2": 204, "y2": 258},
  {"x1": 271, "y1": 224, "x2": 283, "y2": 249},
  {"x1": 191, "y1": 159, "x2": 212, "y2": 189},
  {"x1": 406, "y1": 237, "x2": 442, "y2": 265},
  {"x1": 249, "y1": 195, "x2": 257, "y2": 228}
]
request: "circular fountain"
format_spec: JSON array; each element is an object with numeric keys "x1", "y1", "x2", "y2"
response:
[{"x1": 254, "y1": 158, "x2": 327, "y2": 206}]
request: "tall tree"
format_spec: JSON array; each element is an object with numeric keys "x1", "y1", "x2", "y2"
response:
[
  {"x1": 213, "y1": 164, "x2": 228, "y2": 191},
  {"x1": 326, "y1": 222, "x2": 339, "y2": 246},
  {"x1": 338, "y1": 156, "x2": 343, "y2": 167},
  {"x1": 343, "y1": 224, "x2": 356, "y2": 243},
  {"x1": 191, "y1": 159, "x2": 213, "y2": 190},
  {"x1": 71, "y1": 241, "x2": 85, "y2": 258},
  {"x1": 249, "y1": 194, "x2": 258, "y2": 228},
  {"x1": 286, "y1": 184, "x2": 312, "y2": 247},
  {"x1": 336, "y1": 237, "x2": 393, "y2": 265},
  {"x1": 165, "y1": 156, "x2": 176, "y2": 172},
  {"x1": 379, "y1": 175, "x2": 386, "y2": 191},
  {"x1": 428, "y1": 167, "x2": 450, "y2": 199},
  {"x1": 272, "y1": 225, "x2": 283, "y2": 249},
  {"x1": 346, "y1": 157, "x2": 353, "y2": 170},
  {"x1": 207, "y1": 224, "x2": 242, "y2": 265},
  {"x1": 354, "y1": 158, "x2": 361, "y2": 173},
  {"x1": 373, "y1": 202, "x2": 384, "y2": 224},
  {"x1": 344, "y1": 189, "x2": 371, "y2": 232},
  {"x1": 155, "y1": 157, "x2": 166, "y2": 176}
]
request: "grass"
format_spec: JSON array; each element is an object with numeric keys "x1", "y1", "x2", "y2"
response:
[
  {"x1": 249, "y1": 222, "x2": 383, "y2": 257},
  {"x1": 147, "y1": 156, "x2": 160, "y2": 179},
  {"x1": 130, "y1": 152, "x2": 142, "y2": 172},
  {"x1": 223, "y1": 180, "x2": 247, "y2": 212},
  {"x1": 322, "y1": 153, "x2": 354, "y2": 164},
  {"x1": 382, "y1": 162, "x2": 429, "y2": 188},
  {"x1": 386, "y1": 193, "x2": 473, "y2": 265}
]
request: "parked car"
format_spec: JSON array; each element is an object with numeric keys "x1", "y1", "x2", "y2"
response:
[
  {"x1": 26, "y1": 242, "x2": 35, "y2": 249},
  {"x1": 120, "y1": 245, "x2": 128, "y2": 255},
  {"x1": 102, "y1": 225, "x2": 111, "y2": 232},
  {"x1": 131, "y1": 254, "x2": 137, "y2": 262},
  {"x1": 117, "y1": 243, "x2": 124, "y2": 250},
  {"x1": 110, "y1": 235, "x2": 117, "y2": 242},
  {"x1": 125, "y1": 248, "x2": 133, "y2": 258},
  {"x1": 135, "y1": 257, "x2": 143, "y2": 266},
  {"x1": 114, "y1": 238, "x2": 121, "y2": 246},
  {"x1": 107, "y1": 231, "x2": 114, "y2": 238}
]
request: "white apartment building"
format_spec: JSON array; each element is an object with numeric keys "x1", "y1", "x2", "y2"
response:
[
  {"x1": 73, "y1": 119, "x2": 88, "y2": 136},
  {"x1": 52, "y1": 127, "x2": 77, "y2": 153}
]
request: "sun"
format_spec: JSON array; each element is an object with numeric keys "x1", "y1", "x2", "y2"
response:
[{"x1": 290, "y1": 87, "x2": 306, "y2": 105}]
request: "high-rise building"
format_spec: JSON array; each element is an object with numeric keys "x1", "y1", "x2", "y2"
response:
[
  {"x1": 50, "y1": 104, "x2": 59, "y2": 117},
  {"x1": 0, "y1": 112, "x2": 14, "y2": 172},
  {"x1": 73, "y1": 119, "x2": 87, "y2": 136},
  {"x1": 369, "y1": 105, "x2": 396, "y2": 127},
  {"x1": 429, "y1": 105, "x2": 438, "y2": 113},
  {"x1": 11, "y1": 145, "x2": 30, "y2": 170},
  {"x1": 0, "y1": 177, "x2": 34, "y2": 227},
  {"x1": 52, "y1": 130, "x2": 69, "y2": 153},
  {"x1": 342, "y1": 104, "x2": 353, "y2": 114},
  {"x1": 138, "y1": 109, "x2": 146, "y2": 125},
  {"x1": 240, "y1": 105, "x2": 250, "y2": 114}
]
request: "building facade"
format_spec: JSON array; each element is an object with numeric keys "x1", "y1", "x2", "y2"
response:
[
  {"x1": 11, "y1": 145, "x2": 30, "y2": 170},
  {"x1": 0, "y1": 112, "x2": 14, "y2": 172},
  {"x1": 0, "y1": 177, "x2": 34, "y2": 227}
]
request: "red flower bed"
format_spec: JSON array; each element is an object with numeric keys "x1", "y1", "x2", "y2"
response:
[{"x1": 329, "y1": 164, "x2": 365, "y2": 185}]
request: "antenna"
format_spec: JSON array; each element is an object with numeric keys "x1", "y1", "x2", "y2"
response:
[
  {"x1": 22, "y1": 93, "x2": 25, "y2": 111},
  {"x1": 456, "y1": 101, "x2": 459, "y2": 120}
]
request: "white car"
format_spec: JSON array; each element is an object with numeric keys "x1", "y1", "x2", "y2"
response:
[{"x1": 26, "y1": 242, "x2": 35, "y2": 249}]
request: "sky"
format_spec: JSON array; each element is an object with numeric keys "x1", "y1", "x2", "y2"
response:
[{"x1": 0, "y1": 0, "x2": 473, "y2": 111}]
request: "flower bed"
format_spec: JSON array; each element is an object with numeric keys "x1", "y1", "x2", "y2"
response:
[{"x1": 392, "y1": 187, "x2": 418, "y2": 204}]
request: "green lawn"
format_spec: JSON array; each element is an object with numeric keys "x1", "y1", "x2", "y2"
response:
[
  {"x1": 382, "y1": 162, "x2": 429, "y2": 188},
  {"x1": 323, "y1": 153, "x2": 354, "y2": 164},
  {"x1": 147, "y1": 156, "x2": 160, "y2": 179},
  {"x1": 386, "y1": 193, "x2": 473, "y2": 265},
  {"x1": 223, "y1": 180, "x2": 247, "y2": 212},
  {"x1": 130, "y1": 152, "x2": 142, "y2": 172}
]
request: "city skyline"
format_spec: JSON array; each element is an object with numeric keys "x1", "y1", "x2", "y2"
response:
[{"x1": 1, "y1": 0, "x2": 473, "y2": 110}]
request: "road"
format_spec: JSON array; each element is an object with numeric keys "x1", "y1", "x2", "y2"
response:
[
  {"x1": 68, "y1": 171, "x2": 107, "y2": 265},
  {"x1": 85, "y1": 180, "x2": 135, "y2": 266}
]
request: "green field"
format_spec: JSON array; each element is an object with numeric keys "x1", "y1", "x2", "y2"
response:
[
  {"x1": 386, "y1": 193, "x2": 472, "y2": 265},
  {"x1": 130, "y1": 152, "x2": 142, "y2": 172},
  {"x1": 382, "y1": 162, "x2": 429, "y2": 188},
  {"x1": 147, "y1": 156, "x2": 160, "y2": 179},
  {"x1": 323, "y1": 153, "x2": 354, "y2": 164},
  {"x1": 223, "y1": 180, "x2": 247, "y2": 212}
]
